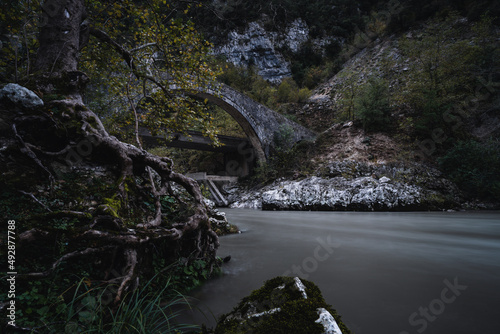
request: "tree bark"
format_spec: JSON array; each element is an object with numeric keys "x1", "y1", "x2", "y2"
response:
[
  {"x1": 35, "y1": 0, "x2": 85, "y2": 74},
  {"x1": 35, "y1": 0, "x2": 88, "y2": 94}
]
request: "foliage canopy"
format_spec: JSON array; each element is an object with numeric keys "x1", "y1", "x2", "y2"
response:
[{"x1": 1, "y1": 0, "x2": 223, "y2": 145}]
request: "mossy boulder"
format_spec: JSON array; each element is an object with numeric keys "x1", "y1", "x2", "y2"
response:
[{"x1": 215, "y1": 276, "x2": 352, "y2": 334}]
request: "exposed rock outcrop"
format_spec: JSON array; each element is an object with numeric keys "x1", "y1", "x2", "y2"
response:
[
  {"x1": 215, "y1": 276, "x2": 350, "y2": 334},
  {"x1": 214, "y1": 19, "x2": 332, "y2": 83},
  {"x1": 214, "y1": 21, "x2": 292, "y2": 83},
  {"x1": 206, "y1": 199, "x2": 240, "y2": 235},
  {"x1": 228, "y1": 162, "x2": 461, "y2": 211}
]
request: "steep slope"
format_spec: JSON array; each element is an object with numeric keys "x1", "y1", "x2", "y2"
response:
[{"x1": 227, "y1": 13, "x2": 500, "y2": 209}]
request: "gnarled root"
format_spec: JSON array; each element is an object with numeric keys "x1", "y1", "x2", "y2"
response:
[{"x1": 7, "y1": 101, "x2": 219, "y2": 307}]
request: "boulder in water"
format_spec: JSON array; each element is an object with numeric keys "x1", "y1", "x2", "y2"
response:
[{"x1": 214, "y1": 276, "x2": 351, "y2": 334}]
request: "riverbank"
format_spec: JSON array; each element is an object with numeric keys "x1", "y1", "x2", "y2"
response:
[{"x1": 226, "y1": 161, "x2": 498, "y2": 211}]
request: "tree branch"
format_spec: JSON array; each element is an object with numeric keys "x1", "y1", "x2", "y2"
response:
[
  {"x1": 89, "y1": 27, "x2": 136, "y2": 70},
  {"x1": 130, "y1": 43, "x2": 157, "y2": 53}
]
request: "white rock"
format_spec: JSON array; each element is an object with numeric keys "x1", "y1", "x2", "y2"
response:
[
  {"x1": 315, "y1": 308, "x2": 343, "y2": 334},
  {"x1": 294, "y1": 277, "x2": 308, "y2": 299},
  {"x1": 247, "y1": 307, "x2": 281, "y2": 318},
  {"x1": 379, "y1": 176, "x2": 391, "y2": 183}
]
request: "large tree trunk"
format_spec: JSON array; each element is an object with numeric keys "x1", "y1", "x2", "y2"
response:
[
  {"x1": 35, "y1": 0, "x2": 88, "y2": 94},
  {"x1": 35, "y1": 0, "x2": 84, "y2": 74}
]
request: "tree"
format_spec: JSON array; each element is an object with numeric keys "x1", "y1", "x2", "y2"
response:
[
  {"x1": 397, "y1": 12, "x2": 497, "y2": 139},
  {"x1": 354, "y1": 77, "x2": 391, "y2": 131},
  {"x1": 1, "y1": 0, "x2": 221, "y2": 329},
  {"x1": 439, "y1": 139, "x2": 500, "y2": 200}
]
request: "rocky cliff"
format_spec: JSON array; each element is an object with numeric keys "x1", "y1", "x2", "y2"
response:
[{"x1": 213, "y1": 19, "x2": 333, "y2": 83}]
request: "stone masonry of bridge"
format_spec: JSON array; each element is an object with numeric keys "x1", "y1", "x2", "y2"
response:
[{"x1": 188, "y1": 83, "x2": 316, "y2": 162}]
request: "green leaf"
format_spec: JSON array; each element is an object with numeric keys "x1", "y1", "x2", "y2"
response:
[{"x1": 37, "y1": 306, "x2": 50, "y2": 316}]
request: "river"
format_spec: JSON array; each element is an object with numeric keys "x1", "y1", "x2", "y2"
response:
[{"x1": 181, "y1": 209, "x2": 500, "y2": 334}]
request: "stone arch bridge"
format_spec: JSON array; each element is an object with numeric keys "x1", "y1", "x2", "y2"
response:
[
  {"x1": 189, "y1": 84, "x2": 316, "y2": 161},
  {"x1": 140, "y1": 83, "x2": 316, "y2": 175}
]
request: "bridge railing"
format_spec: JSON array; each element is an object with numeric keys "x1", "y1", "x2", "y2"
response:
[{"x1": 187, "y1": 172, "x2": 238, "y2": 206}]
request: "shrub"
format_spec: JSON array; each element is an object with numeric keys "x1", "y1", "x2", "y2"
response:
[
  {"x1": 277, "y1": 78, "x2": 299, "y2": 103},
  {"x1": 438, "y1": 139, "x2": 500, "y2": 200},
  {"x1": 354, "y1": 77, "x2": 391, "y2": 131},
  {"x1": 298, "y1": 87, "x2": 311, "y2": 103},
  {"x1": 412, "y1": 89, "x2": 451, "y2": 140}
]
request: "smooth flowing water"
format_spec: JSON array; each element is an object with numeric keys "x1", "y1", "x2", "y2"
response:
[{"x1": 182, "y1": 209, "x2": 500, "y2": 334}]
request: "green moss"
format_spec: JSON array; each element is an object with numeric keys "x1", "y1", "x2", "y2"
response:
[
  {"x1": 99, "y1": 196, "x2": 122, "y2": 217},
  {"x1": 43, "y1": 94, "x2": 66, "y2": 103},
  {"x1": 215, "y1": 276, "x2": 352, "y2": 334},
  {"x1": 258, "y1": 299, "x2": 325, "y2": 334}
]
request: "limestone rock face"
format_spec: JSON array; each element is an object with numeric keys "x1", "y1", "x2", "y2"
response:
[
  {"x1": 214, "y1": 276, "x2": 351, "y2": 334},
  {"x1": 214, "y1": 19, "x2": 328, "y2": 83},
  {"x1": 261, "y1": 176, "x2": 423, "y2": 211},
  {"x1": 214, "y1": 22, "x2": 292, "y2": 83},
  {"x1": 228, "y1": 162, "x2": 461, "y2": 211},
  {"x1": 0, "y1": 83, "x2": 44, "y2": 110}
]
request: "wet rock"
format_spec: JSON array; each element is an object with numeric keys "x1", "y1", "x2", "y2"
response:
[
  {"x1": 205, "y1": 199, "x2": 239, "y2": 235},
  {"x1": 214, "y1": 276, "x2": 351, "y2": 334}
]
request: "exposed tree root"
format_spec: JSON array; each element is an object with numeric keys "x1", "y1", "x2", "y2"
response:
[
  {"x1": 18, "y1": 190, "x2": 52, "y2": 212},
  {"x1": 114, "y1": 248, "x2": 138, "y2": 304},
  {"x1": 6, "y1": 99, "x2": 219, "y2": 306},
  {"x1": 18, "y1": 246, "x2": 115, "y2": 279},
  {"x1": 12, "y1": 123, "x2": 55, "y2": 185}
]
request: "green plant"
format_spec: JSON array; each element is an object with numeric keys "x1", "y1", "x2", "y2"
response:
[
  {"x1": 438, "y1": 139, "x2": 500, "y2": 200},
  {"x1": 277, "y1": 78, "x2": 299, "y2": 103},
  {"x1": 396, "y1": 12, "x2": 498, "y2": 140},
  {"x1": 168, "y1": 259, "x2": 218, "y2": 292},
  {"x1": 16, "y1": 276, "x2": 199, "y2": 333},
  {"x1": 101, "y1": 279, "x2": 198, "y2": 334},
  {"x1": 297, "y1": 87, "x2": 311, "y2": 103},
  {"x1": 354, "y1": 77, "x2": 392, "y2": 131},
  {"x1": 218, "y1": 61, "x2": 308, "y2": 109},
  {"x1": 253, "y1": 161, "x2": 279, "y2": 183},
  {"x1": 412, "y1": 89, "x2": 453, "y2": 140}
]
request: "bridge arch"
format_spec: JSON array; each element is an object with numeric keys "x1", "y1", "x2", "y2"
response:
[{"x1": 187, "y1": 83, "x2": 316, "y2": 162}]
